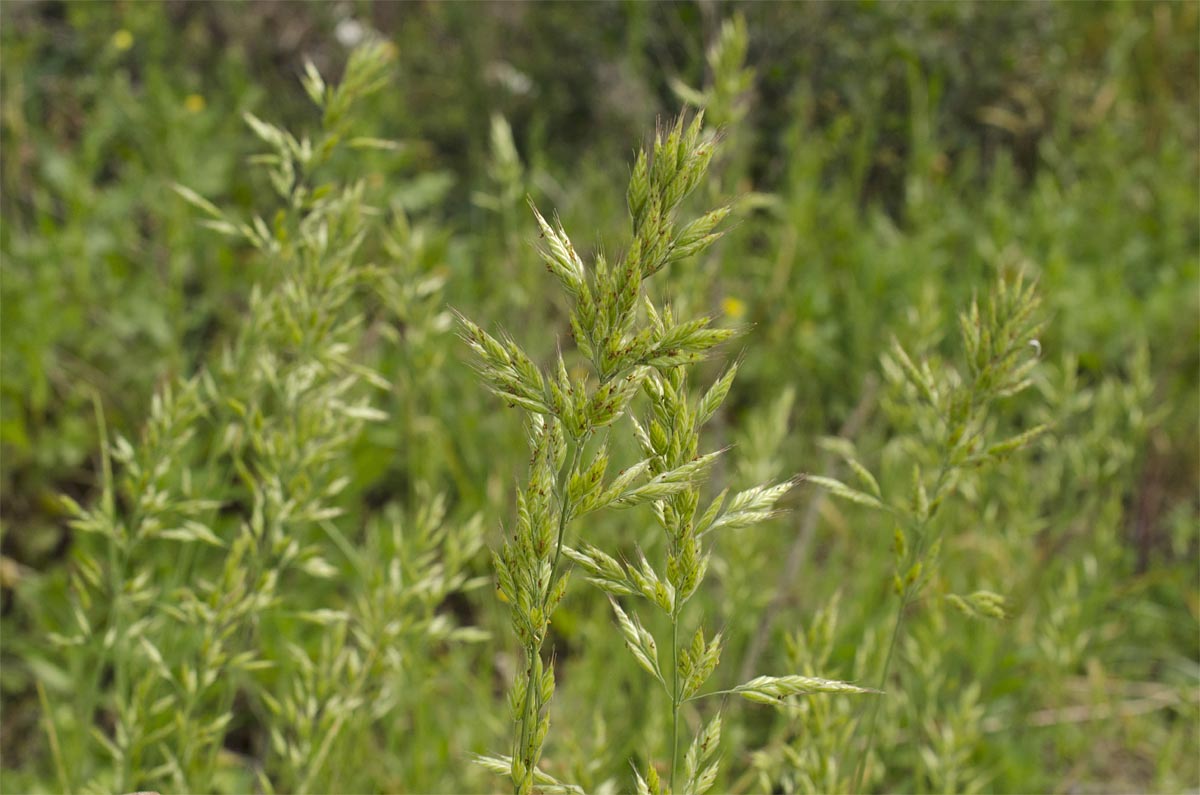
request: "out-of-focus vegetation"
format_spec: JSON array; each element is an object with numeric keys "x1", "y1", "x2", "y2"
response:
[{"x1": 1, "y1": 2, "x2": 1196, "y2": 793}]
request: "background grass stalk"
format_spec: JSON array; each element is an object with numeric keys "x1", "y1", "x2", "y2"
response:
[{"x1": 849, "y1": 462, "x2": 947, "y2": 793}]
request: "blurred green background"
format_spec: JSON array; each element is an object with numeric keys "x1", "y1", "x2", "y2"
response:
[{"x1": 2, "y1": 2, "x2": 1197, "y2": 793}]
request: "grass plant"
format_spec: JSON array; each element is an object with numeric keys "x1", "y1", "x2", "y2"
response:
[
  {"x1": 29, "y1": 41, "x2": 490, "y2": 794},
  {"x1": 809, "y1": 272, "x2": 1048, "y2": 790},
  {"x1": 463, "y1": 113, "x2": 877, "y2": 795}
]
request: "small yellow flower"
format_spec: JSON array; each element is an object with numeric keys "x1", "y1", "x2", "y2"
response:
[
  {"x1": 184, "y1": 94, "x2": 206, "y2": 114},
  {"x1": 111, "y1": 29, "x2": 134, "y2": 52},
  {"x1": 721, "y1": 296, "x2": 746, "y2": 320}
]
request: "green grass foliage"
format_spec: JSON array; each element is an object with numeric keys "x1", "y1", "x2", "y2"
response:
[{"x1": 2, "y1": 3, "x2": 1196, "y2": 794}]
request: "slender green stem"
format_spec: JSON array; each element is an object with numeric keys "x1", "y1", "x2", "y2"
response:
[
  {"x1": 670, "y1": 613, "x2": 681, "y2": 793},
  {"x1": 548, "y1": 437, "x2": 588, "y2": 588},
  {"x1": 515, "y1": 642, "x2": 537, "y2": 795},
  {"x1": 849, "y1": 461, "x2": 951, "y2": 793},
  {"x1": 850, "y1": 574, "x2": 912, "y2": 792},
  {"x1": 682, "y1": 687, "x2": 741, "y2": 703},
  {"x1": 36, "y1": 680, "x2": 71, "y2": 795},
  {"x1": 109, "y1": 522, "x2": 135, "y2": 791},
  {"x1": 75, "y1": 394, "x2": 118, "y2": 790}
]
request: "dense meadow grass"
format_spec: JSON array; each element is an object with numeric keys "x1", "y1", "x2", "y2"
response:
[{"x1": 1, "y1": 3, "x2": 1197, "y2": 793}]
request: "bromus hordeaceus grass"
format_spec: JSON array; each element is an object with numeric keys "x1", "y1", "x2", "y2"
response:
[{"x1": 464, "y1": 113, "x2": 877, "y2": 795}]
